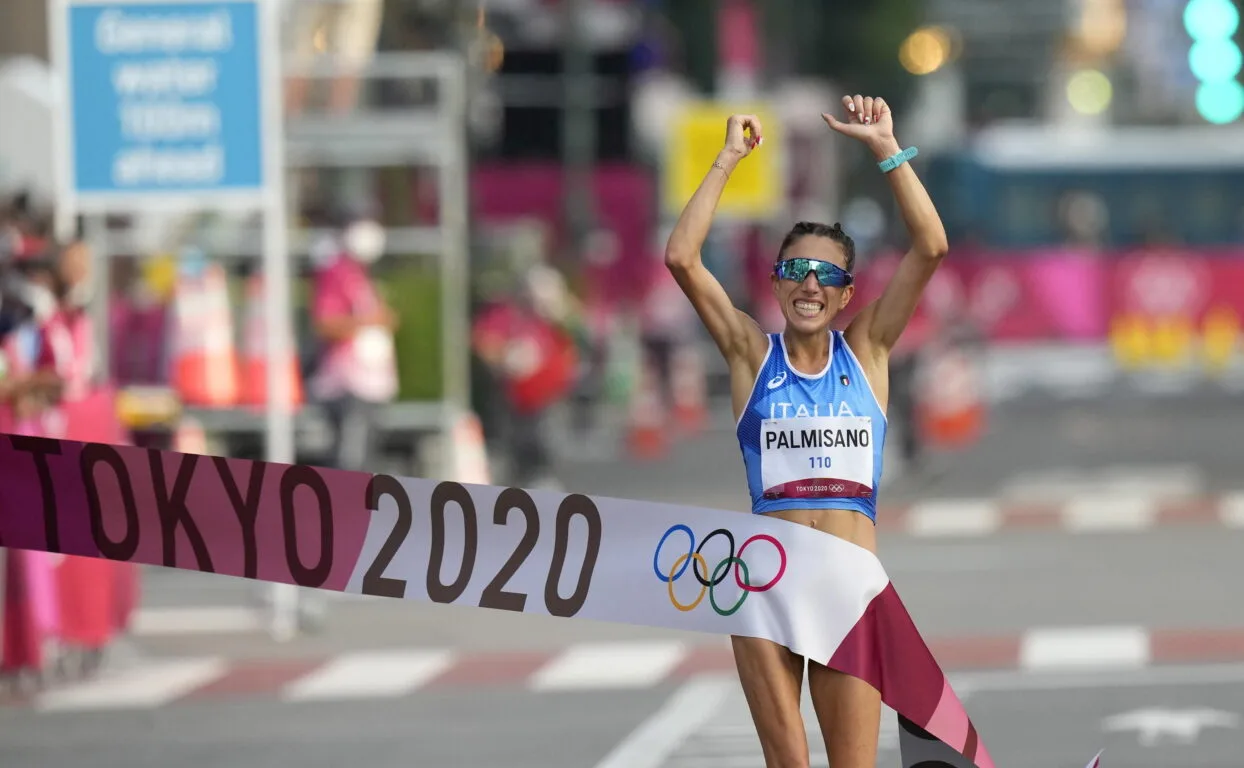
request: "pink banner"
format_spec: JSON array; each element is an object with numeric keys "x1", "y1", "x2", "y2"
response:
[
  {"x1": 0, "y1": 438, "x2": 374, "y2": 592},
  {"x1": 470, "y1": 163, "x2": 657, "y2": 308},
  {"x1": 1109, "y1": 247, "x2": 1244, "y2": 324},
  {"x1": 842, "y1": 246, "x2": 1244, "y2": 343}
]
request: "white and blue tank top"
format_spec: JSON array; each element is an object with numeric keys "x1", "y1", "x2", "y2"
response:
[{"x1": 735, "y1": 330, "x2": 887, "y2": 522}]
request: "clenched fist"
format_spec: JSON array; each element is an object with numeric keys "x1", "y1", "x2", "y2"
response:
[{"x1": 722, "y1": 114, "x2": 763, "y2": 161}]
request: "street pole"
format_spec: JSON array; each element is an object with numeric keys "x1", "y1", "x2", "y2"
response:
[{"x1": 561, "y1": 0, "x2": 595, "y2": 267}]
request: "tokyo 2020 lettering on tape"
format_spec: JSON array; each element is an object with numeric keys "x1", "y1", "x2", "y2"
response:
[{"x1": 0, "y1": 433, "x2": 1102, "y2": 768}]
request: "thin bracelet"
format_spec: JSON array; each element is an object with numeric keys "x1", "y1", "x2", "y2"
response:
[{"x1": 712, "y1": 160, "x2": 730, "y2": 178}]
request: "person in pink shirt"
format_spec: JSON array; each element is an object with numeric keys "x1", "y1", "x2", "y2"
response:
[
  {"x1": 0, "y1": 247, "x2": 85, "y2": 428},
  {"x1": 308, "y1": 214, "x2": 399, "y2": 472},
  {"x1": 0, "y1": 257, "x2": 59, "y2": 430},
  {"x1": 471, "y1": 266, "x2": 578, "y2": 490},
  {"x1": 35, "y1": 241, "x2": 96, "y2": 406}
]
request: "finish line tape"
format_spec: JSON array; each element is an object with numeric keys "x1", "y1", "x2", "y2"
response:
[{"x1": 0, "y1": 433, "x2": 1102, "y2": 767}]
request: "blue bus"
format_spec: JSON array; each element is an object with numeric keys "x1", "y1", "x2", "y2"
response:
[{"x1": 924, "y1": 124, "x2": 1244, "y2": 249}]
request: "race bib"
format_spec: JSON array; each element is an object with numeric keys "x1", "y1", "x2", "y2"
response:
[{"x1": 760, "y1": 416, "x2": 874, "y2": 499}]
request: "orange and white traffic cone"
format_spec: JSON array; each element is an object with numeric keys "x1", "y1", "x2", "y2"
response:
[
  {"x1": 173, "y1": 416, "x2": 209, "y2": 456},
  {"x1": 170, "y1": 263, "x2": 239, "y2": 408},
  {"x1": 626, "y1": 361, "x2": 667, "y2": 460},
  {"x1": 671, "y1": 342, "x2": 708, "y2": 435},
  {"x1": 917, "y1": 345, "x2": 986, "y2": 450},
  {"x1": 450, "y1": 410, "x2": 491, "y2": 485},
  {"x1": 239, "y1": 274, "x2": 304, "y2": 409}
]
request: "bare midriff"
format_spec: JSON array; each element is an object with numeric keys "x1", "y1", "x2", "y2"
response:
[{"x1": 760, "y1": 506, "x2": 878, "y2": 555}]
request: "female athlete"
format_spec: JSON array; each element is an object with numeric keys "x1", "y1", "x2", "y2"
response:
[{"x1": 664, "y1": 94, "x2": 948, "y2": 767}]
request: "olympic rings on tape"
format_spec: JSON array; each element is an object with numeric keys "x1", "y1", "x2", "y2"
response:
[{"x1": 653, "y1": 524, "x2": 787, "y2": 616}]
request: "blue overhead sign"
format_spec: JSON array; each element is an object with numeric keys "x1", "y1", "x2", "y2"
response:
[{"x1": 63, "y1": 0, "x2": 267, "y2": 200}]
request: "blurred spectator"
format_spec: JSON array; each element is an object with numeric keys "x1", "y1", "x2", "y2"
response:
[
  {"x1": 283, "y1": 0, "x2": 384, "y2": 115},
  {"x1": 108, "y1": 255, "x2": 171, "y2": 388},
  {"x1": 570, "y1": 227, "x2": 622, "y2": 436},
  {"x1": 637, "y1": 251, "x2": 696, "y2": 415},
  {"x1": 0, "y1": 253, "x2": 70, "y2": 429},
  {"x1": 308, "y1": 211, "x2": 399, "y2": 472},
  {"x1": 34, "y1": 240, "x2": 97, "y2": 406},
  {"x1": 471, "y1": 264, "x2": 579, "y2": 489},
  {"x1": 888, "y1": 291, "x2": 934, "y2": 474}
]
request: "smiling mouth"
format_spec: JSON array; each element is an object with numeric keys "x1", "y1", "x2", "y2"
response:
[{"x1": 793, "y1": 299, "x2": 824, "y2": 318}]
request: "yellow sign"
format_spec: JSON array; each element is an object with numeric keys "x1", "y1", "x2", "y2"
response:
[
  {"x1": 1202, "y1": 306, "x2": 1241, "y2": 372},
  {"x1": 1109, "y1": 306, "x2": 1241, "y2": 375},
  {"x1": 662, "y1": 102, "x2": 783, "y2": 219}
]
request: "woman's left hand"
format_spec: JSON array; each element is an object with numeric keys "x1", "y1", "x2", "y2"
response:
[{"x1": 822, "y1": 94, "x2": 896, "y2": 150}]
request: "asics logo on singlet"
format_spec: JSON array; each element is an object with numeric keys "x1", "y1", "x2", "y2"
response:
[{"x1": 766, "y1": 371, "x2": 787, "y2": 390}]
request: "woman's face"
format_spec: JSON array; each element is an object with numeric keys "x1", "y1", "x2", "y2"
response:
[{"x1": 770, "y1": 235, "x2": 855, "y2": 335}]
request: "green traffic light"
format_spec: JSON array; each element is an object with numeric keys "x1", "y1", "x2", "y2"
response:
[
  {"x1": 1190, "y1": 38, "x2": 1244, "y2": 81},
  {"x1": 1184, "y1": 0, "x2": 1240, "y2": 40},
  {"x1": 1196, "y1": 79, "x2": 1244, "y2": 123}
]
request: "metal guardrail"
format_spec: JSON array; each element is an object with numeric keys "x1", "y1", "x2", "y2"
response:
[
  {"x1": 94, "y1": 225, "x2": 445, "y2": 261},
  {"x1": 180, "y1": 400, "x2": 451, "y2": 435}
]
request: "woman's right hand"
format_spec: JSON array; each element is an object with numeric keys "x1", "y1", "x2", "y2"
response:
[{"x1": 722, "y1": 114, "x2": 763, "y2": 161}]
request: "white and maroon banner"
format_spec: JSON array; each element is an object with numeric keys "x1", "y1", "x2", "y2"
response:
[{"x1": 0, "y1": 432, "x2": 1102, "y2": 768}]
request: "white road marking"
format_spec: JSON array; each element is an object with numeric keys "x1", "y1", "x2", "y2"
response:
[
  {"x1": 592, "y1": 676, "x2": 737, "y2": 768},
  {"x1": 1061, "y1": 496, "x2": 1159, "y2": 532},
  {"x1": 529, "y1": 641, "x2": 689, "y2": 692},
  {"x1": 130, "y1": 606, "x2": 265, "y2": 636},
  {"x1": 36, "y1": 658, "x2": 227, "y2": 712},
  {"x1": 281, "y1": 649, "x2": 455, "y2": 701},
  {"x1": 1219, "y1": 492, "x2": 1244, "y2": 528},
  {"x1": 906, "y1": 500, "x2": 1002, "y2": 537},
  {"x1": 951, "y1": 661, "x2": 1244, "y2": 694},
  {"x1": 1021, "y1": 626, "x2": 1150, "y2": 670}
]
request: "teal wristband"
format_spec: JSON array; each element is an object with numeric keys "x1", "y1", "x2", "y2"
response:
[{"x1": 878, "y1": 146, "x2": 918, "y2": 173}]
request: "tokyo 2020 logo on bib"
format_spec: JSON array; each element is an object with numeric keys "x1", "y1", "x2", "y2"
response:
[{"x1": 652, "y1": 524, "x2": 787, "y2": 616}]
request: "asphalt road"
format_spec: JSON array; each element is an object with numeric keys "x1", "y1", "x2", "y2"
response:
[
  {"x1": 654, "y1": 664, "x2": 1244, "y2": 768},
  {"x1": 5, "y1": 394, "x2": 1244, "y2": 768},
  {"x1": 0, "y1": 686, "x2": 677, "y2": 768},
  {"x1": 5, "y1": 665, "x2": 1243, "y2": 768}
]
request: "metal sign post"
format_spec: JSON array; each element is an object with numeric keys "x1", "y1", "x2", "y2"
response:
[
  {"x1": 49, "y1": 0, "x2": 296, "y2": 635},
  {"x1": 49, "y1": 0, "x2": 292, "y2": 461}
]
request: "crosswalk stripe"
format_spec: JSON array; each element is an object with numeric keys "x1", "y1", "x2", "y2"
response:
[
  {"x1": 1020, "y1": 626, "x2": 1150, "y2": 670},
  {"x1": 281, "y1": 650, "x2": 455, "y2": 702},
  {"x1": 1219, "y1": 492, "x2": 1244, "y2": 528},
  {"x1": 36, "y1": 658, "x2": 227, "y2": 712},
  {"x1": 1061, "y1": 496, "x2": 1158, "y2": 532},
  {"x1": 131, "y1": 606, "x2": 265, "y2": 636},
  {"x1": 529, "y1": 641, "x2": 689, "y2": 692},
  {"x1": 905, "y1": 500, "x2": 1001, "y2": 537}
]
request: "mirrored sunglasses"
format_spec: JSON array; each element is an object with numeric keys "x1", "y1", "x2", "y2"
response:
[{"x1": 773, "y1": 257, "x2": 853, "y2": 288}]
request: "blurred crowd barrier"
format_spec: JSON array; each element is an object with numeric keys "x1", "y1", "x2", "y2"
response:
[
  {"x1": 848, "y1": 245, "x2": 1244, "y2": 390},
  {"x1": 854, "y1": 247, "x2": 1241, "y2": 356},
  {"x1": 0, "y1": 198, "x2": 169, "y2": 685},
  {"x1": 0, "y1": 385, "x2": 142, "y2": 688}
]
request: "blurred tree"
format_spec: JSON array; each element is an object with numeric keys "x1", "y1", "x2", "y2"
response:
[
  {"x1": 660, "y1": 0, "x2": 922, "y2": 110},
  {"x1": 761, "y1": 0, "x2": 923, "y2": 114},
  {"x1": 661, "y1": 0, "x2": 719, "y2": 93}
]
